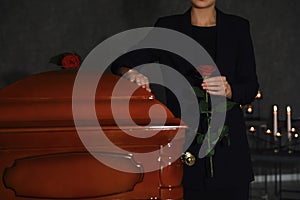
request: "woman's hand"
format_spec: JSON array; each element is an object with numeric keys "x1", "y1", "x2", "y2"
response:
[
  {"x1": 202, "y1": 76, "x2": 232, "y2": 99},
  {"x1": 121, "y1": 68, "x2": 151, "y2": 92}
]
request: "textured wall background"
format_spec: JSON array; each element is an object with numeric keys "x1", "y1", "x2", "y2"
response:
[{"x1": 0, "y1": 0, "x2": 299, "y2": 121}]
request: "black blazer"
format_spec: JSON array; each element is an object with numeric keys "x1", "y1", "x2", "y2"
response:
[{"x1": 111, "y1": 8, "x2": 259, "y2": 188}]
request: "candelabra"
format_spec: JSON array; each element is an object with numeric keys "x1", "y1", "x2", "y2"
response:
[{"x1": 244, "y1": 91, "x2": 300, "y2": 154}]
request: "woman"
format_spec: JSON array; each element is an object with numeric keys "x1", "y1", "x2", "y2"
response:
[{"x1": 111, "y1": 0, "x2": 259, "y2": 199}]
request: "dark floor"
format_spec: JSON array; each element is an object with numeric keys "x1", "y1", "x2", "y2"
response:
[
  {"x1": 246, "y1": 125, "x2": 300, "y2": 200},
  {"x1": 250, "y1": 180, "x2": 300, "y2": 200},
  {"x1": 250, "y1": 154, "x2": 300, "y2": 200}
]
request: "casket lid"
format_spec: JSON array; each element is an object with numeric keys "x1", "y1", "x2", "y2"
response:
[
  {"x1": 0, "y1": 70, "x2": 153, "y2": 100},
  {"x1": 0, "y1": 70, "x2": 180, "y2": 129}
]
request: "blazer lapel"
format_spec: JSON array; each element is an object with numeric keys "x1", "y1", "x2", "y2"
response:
[
  {"x1": 182, "y1": 8, "x2": 193, "y2": 38},
  {"x1": 215, "y1": 9, "x2": 227, "y2": 74}
]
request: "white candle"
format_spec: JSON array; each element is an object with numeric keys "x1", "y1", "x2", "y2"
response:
[
  {"x1": 273, "y1": 105, "x2": 278, "y2": 141},
  {"x1": 287, "y1": 106, "x2": 292, "y2": 142}
]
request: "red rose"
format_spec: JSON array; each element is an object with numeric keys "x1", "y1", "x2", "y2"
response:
[
  {"x1": 61, "y1": 54, "x2": 81, "y2": 69},
  {"x1": 196, "y1": 65, "x2": 216, "y2": 77}
]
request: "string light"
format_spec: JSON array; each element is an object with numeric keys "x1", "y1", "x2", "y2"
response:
[
  {"x1": 255, "y1": 90, "x2": 262, "y2": 99},
  {"x1": 291, "y1": 128, "x2": 298, "y2": 139},
  {"x1": 291, "y1": 128, "x2": 296, "y2": 133},
  {"x1": 249, "y1": 126, "x2": 256, "y2": 133},
  {"x1": 265, "y1": 129, "x2": 272, "y2": 135},
  {"x1": 276, "y1": 132, "x2": 282, "y2": 138},
  {"x1": 246, "y1": 105, "x2": 254, "y2": 114}
]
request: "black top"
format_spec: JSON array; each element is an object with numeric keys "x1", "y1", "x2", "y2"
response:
[
  {"x1": 191, "y1": 25, "x2": 217, "y2": 61},
  {"x1": 111, "y1": 8, "x2": 259, "y2": 189}
]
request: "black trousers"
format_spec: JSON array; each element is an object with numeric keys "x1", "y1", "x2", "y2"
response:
[{"x1": 184, "y1": 184, "x2": 250, "y2": 200}]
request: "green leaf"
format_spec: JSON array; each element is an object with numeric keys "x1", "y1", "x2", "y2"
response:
[
  {"x1": 49, "y1": 52, "x2": 69, "y2": 66},
  {"x1": 226, "y1": 101, "x2": 237, "y2": 110},
  {"x1": 213, "y1": 101, "x2": 237, "y2": 113},
  {"x1": 217, "y1": 125, "x2": 228, "y2": 141},
  {"x1": 199, "y1": 100, "x2": 209, "y2": 113},
  {"x1": 227, "y1": 137, "x2": 231, "y2": 146},
  {"x1": 193, "y1": 87, "x2": 205, "y2": 98},
  {"x1": 207, "y1": 148, "x2": 215, "y2": 157},
  {"x1": 185, "y1": 128, "x2": 196, "y2": 138},
  {"x1": 211, "y1": 138, "x2": 219, "y2": 146},
  {"x1": 197, "y1": 134, "x2": 205, "y2": 145},
  {"x1": 213, "y1": 101, "x2": 226, "y2": 112},
  {"x1": 219, "y1": 125, "x2": 229, "y2": 137},
  {"x1": 217, "y1": 125, "x2": 231, "y2": 146},
  {"x1": 194, "y1": 73, "x2": 204, "y2": 81}
]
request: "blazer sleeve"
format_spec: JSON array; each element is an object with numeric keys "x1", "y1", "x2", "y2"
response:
[
  {"x1": 230, "y1": 21, "x2": 259, "y2": 105},
  {"x1": 110, "y1": 19, "x2": 163, "y2": 75}
]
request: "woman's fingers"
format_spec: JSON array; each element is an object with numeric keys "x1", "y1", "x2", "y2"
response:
[
  {"x1": 202, "y1": 76, "x2": 225, "y2": 91},
  {"x1": 136, "y1": 74, "x2": 151, "y2": 92},
  {"x1": 203, "y1": 76, "x2": 226, "y2": 84},
  {"x1": 202, "y1": 76, "x2": 232, "y2": 98},
  {"x1": 124, "y1": 69, "x2": 151, "y2": 92}
]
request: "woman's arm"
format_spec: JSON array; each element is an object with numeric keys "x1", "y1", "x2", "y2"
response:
[
  {"x1": 110, "y1": 19, "x2": 165, "y2": 92},
  {"x1": 230, "y1": 21, "x2": 259, "y2": 105}
]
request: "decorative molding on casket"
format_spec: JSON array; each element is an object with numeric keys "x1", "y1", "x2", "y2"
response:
[
  {"x1": 0, "y1": 70, "x2": 186, "y2": 199},
  {"x1": 3, "y1": 152, "x2": 143, "y2": 199}
]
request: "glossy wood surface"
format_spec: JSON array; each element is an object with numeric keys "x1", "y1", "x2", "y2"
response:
[{"x1": 0, "y1": 70, "x2": 186, "y2": 200}]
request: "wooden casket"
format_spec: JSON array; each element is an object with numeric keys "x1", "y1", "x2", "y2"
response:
[{"x1": 0, "y1": 70, "x2": 186, "y2": 200}]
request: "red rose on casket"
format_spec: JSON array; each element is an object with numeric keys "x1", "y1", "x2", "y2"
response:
[
  {"x1": 49, "y1": 52, "x2": 82, "y2": 69},
  {"x1": 61, "y1": 54, "x2": 81, "y2": 69}
]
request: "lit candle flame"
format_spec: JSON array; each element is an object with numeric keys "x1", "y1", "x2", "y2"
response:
[
  {"x1": 287, "y1": 106, "x2": 291, "y2": 114},
  {"x1": 273, "y1": 105, "x2": 278, "y2": 112}
]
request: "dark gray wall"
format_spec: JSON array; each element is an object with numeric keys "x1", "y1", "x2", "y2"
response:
[{"x1": 1, "y1": 0, "x2": 299, "y2": 120}]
